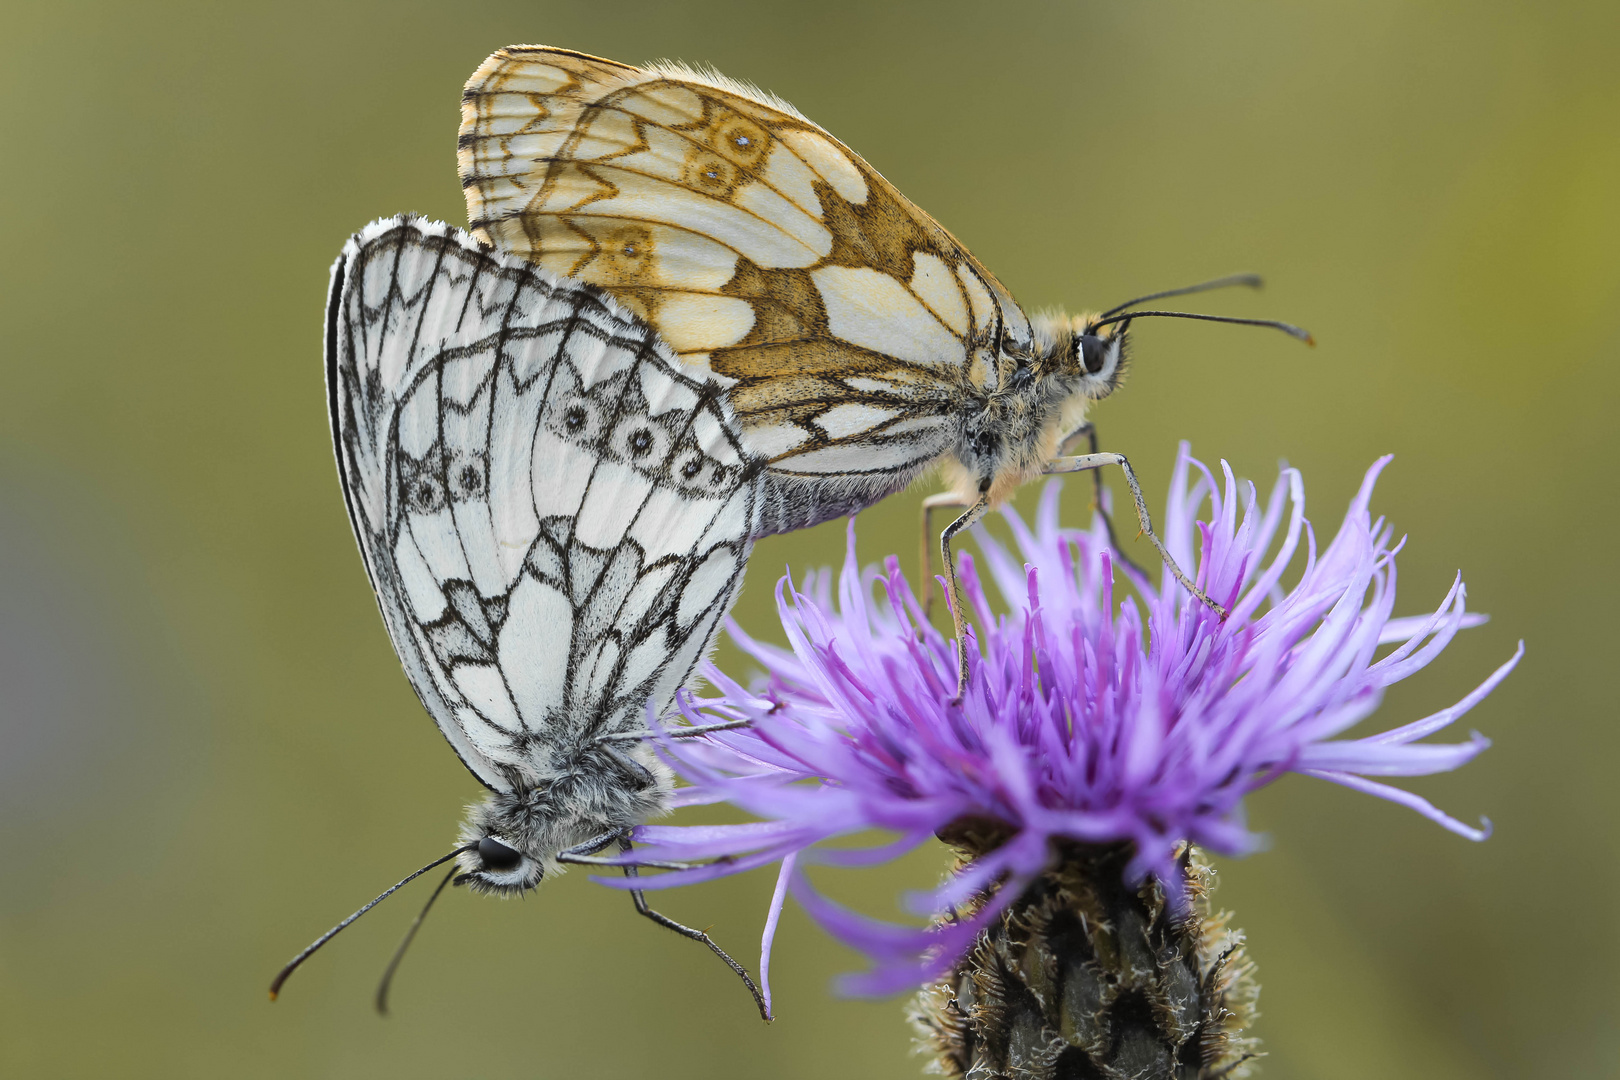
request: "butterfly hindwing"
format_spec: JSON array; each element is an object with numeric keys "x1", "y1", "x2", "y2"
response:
[
  {"x1": 459, "y1": 47, "x2": 1034, "y2": 529},
  {"x1": 327, "y1": 215, "x2": 762, "y2": 791}
]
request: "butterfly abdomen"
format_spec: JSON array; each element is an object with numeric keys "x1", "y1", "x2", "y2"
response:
[{"x1": 752, "y1": 461, "x2": 935, "y2": 536}]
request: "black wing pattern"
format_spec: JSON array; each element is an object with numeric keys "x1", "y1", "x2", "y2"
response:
[{"x1": 326, "y1": 215, "x2": 764, "y2": 792}]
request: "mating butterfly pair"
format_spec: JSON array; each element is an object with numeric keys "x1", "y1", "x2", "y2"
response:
[{"x1": 273, "y1": 45, "x2": 1306, "y2": 1014}]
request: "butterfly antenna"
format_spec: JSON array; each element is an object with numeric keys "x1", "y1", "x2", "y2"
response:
[
  {"x1": 269, "y1": 847, "x2": 467, "y2": 1002},
  {"x1": 374, "y1": 864, "x2": 458, "y2": 1015},
  {"x1": 1090, "y1": 309, "x2": 1314, "y2": 345},
  {"x1": 1099, "y1": 273, "x2": 1264, "y2": 319}
]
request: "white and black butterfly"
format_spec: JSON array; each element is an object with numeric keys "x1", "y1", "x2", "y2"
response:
[{"x1": 272, "y1": 215, "x2": 769, "y2": 1016}]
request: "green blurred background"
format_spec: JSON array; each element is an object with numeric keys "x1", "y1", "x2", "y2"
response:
[{"x1": 1, "y1": 1, "x2": 1615, "y2": 1076}]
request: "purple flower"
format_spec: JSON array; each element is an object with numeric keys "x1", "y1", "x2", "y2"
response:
[{"x1": 596, "y1": 445, "x2": 1519, "y2": 1003}]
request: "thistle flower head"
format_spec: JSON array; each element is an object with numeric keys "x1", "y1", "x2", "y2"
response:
[{"x1": 600, "y1": 446, "x2": 1517, "y2": 1001}]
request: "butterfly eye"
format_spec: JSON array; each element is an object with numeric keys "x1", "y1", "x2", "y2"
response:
[
  {"x1": 1077, "y1": 334, "x2": 1110, "y2": 375},
  {"x1": 477, "y1": 836, "x2": 523, "y2": 871}
]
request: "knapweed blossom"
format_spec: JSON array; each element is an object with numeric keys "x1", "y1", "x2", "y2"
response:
[{"x1": 600, "y1": 445, "x2": 1518, "y2": 1003}]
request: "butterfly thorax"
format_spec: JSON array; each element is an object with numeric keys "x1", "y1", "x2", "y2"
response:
[
  {"x1": 455, "y1": 740, "x2": 674, "y2": 896},
  {"x1": 944, "y1": 313, "x2": 1128, "y2": 505}
]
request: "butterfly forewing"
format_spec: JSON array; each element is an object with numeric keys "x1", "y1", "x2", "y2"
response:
[
  {"x1": 459, "y1": 47, "x2": 1033, "y2": 529},
  {"x1": 326, "y1": 215, "x2": 763, "y2": 791}
]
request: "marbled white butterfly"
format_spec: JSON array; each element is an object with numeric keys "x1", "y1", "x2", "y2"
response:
[{"x1": 271, "y1": 215, "x2": 769, "y2": 1017}]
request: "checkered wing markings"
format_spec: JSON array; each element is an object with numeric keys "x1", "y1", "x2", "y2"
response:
[
  {"x1": 459, "y1": 45, "x2": 1033, "y2": 480},
  {"x1": 328, "y1": 215, "x2": 761, "y2": 792}
]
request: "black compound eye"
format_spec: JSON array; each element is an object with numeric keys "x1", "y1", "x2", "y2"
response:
[
  {"x1": 477, "y1": 836, "x2": 523, "y2": 871},
  {"x1": 1078, "y1": 334, "x2": 1110, "y2": 375}
]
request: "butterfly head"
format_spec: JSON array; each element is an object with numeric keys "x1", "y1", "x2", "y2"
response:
[
  {"x1": 453, "y1": 792, "x2": 555, "y2": 895},
  {"x1": 452, "y1": 756, "x2": 672, "y2": 897},
  {"x1": 1030, "y1": 311, "x2": 1130, "y2": 402},
  {"x1": 456, "y1": 832, "x2": 543, "y2": 895}
]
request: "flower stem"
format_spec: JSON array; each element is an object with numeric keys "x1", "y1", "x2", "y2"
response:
[{"x1": 910, "y1": 842, "x2": 1260, "y2": 1079}]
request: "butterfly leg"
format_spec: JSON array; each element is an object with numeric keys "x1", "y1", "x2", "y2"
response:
[
  {"x1": 599, "y1": 741, "x2": 667, "y2": 794},
  {"x1": 1054, "y1": 423, "x2": 1148, "y2": 581},
  {"x1": 919, "y1": 492, "x2": 970, "y2": 623},
  {"x1": 598, "y1": 719, "x2": 753, "y2": 743},
  {"x1": 1042, "y1": 452, "x2": 1226, "y2": 618},
  {"x1": 940, "y1": 495, "x2": 991, "y2": 701},
  {"x1": 559, "y1": 832, "x2": 625, "y2": 858},
  {"x1": 557, "y1": 832, "x2": 693, "y2": 872},
  {"x1": 615, "y1": 834, "x2": 772, "y2": 1021}
]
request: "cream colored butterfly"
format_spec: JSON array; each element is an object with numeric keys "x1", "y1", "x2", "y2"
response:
[{"x1": 460, "y1": 45, "x2": 1310, "y2": 691}]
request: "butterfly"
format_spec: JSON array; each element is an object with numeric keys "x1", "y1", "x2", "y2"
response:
[
  {"x1": 458, "y1": 45, "x2": 1310, "y2": 692},
  {"x1": 271, "y1": 214, "x2": 770, "y2": 1017}
]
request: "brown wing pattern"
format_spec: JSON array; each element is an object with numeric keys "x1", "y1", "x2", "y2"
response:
[{"x1": 459, "y1": 46, "x2": 1032, "y2": 480}]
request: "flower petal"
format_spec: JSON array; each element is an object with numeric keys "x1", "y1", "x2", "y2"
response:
[{"x1": 625, "y1": 450, "x2": 1507, "y2": 998}]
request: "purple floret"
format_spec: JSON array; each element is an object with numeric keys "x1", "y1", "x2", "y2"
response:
[{"x1": 595, "y1": 444, "x2": 1518, "y2": 1003}]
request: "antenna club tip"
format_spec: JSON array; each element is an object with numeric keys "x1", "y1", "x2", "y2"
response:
[
  {"x1": 268, "y1": 990, "x2": 279, "y2": 1002},
  {"x1": 1303, "y1": 333, "x2": 1317, "y2": 347}
]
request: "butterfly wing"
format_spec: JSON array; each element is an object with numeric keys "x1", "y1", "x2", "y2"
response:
[
  {"x1": 458, "y1": 46, "x2": 1032, "y2": 530},
  {"x1": 327, "y1": 215, "x2": 763, "y2": 792}
]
